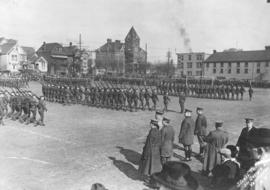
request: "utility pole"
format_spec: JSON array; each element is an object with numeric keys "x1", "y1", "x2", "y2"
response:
[
  {"x1": 79, "y1": 33, "x2": 82, "y2": 51},
  {"x1": 145, "y1": 43, "x2": 147, "y2": 75},
  {"x1": 167, "y1": 49, "x2": 171, "y2": 76}
]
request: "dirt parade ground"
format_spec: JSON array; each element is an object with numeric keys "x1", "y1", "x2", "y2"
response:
[{"x1": 0, "y1": 82, "x2": 269, "y2": 190}]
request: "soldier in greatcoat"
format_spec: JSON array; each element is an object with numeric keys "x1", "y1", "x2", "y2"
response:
[
  {"x1": 179, "y1": 109, "x2": 195, "y2": 161},
  {"x1": 194, "y1": 107, "x2": 208, "y2": 156},
  {"x1": 138, "y1": 119, "x2": 162, "y2": 177},
  {"x1": 160, "y1": 117, "x2": 175, "y2": 165},
  {"x1": 236, "y1": 118, "x2": 257, "y2": 172},
  {"x1": 202, "y1": 121, "x2": 229, "y2": 176}
]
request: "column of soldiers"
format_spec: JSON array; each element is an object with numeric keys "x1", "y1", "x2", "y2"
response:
[
  {"x1": 0, "y1": 89, "x2": 47, "y2": 127},
  {"x1": 42, "y1": 83, "x2": 160, "y2": 112},
  {"x1": 157, "y1": 82, "x2": 246, "y2": 100},
  {"x1": 0, "y1": 77, "x2": 29, "y2": 88}
]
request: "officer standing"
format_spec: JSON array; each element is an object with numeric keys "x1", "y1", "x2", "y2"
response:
[
  {"x1": 194, "y1": 107, "x2": 208, "y2": 156},
  {"x1": 160, "y1": 117, "x2": 175, "y2": 165},
  {"x1": 163, "y1": 92, "x2": 170, "y2": 112},
  {"x1": 179, "y1": 109, "x2": 195, "y2": 161},
  {"x1": 34, "y1": 96, "x2": 47, "y2": 127},
  {"x1": 248, "y1": 86, "x2": 253, "y2": 101},
  {"x1": 178, "y1": 91, "x2": 186, "y2": 114}
]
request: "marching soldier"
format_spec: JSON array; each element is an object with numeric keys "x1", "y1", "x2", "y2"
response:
[
  {"x1": 163, "y1": 92, "x2": 170, "y2": 112},
  {"x1": 34, "y1": 96, "x2": 47, "y2": 127},
  {"x1": 178, "y1": 91, "x2": 186, "y2": 114},
  {"x1": 151, "y1": 89, "x2": 159, "y2": 111},
  {"x1": 248, "y1": 86, "x2": 253, "y2": 101}
]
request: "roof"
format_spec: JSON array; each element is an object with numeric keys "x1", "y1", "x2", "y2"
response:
[
  {"x1": 96, "y1": 41, "x2": 124, "y2": 53},
  {"x1": 36, "y1": 52, "x2": 69, "y2": 65},
  {"x1": 205, "y1": 50, "x2": 270, "y2": 63},
  {"x1": 64, "y1": 45, "x2": 79, "y2": 56},
  {"x1": 0, "y1": 43, "x2": 16, "y2": 55},
  {"x1": 37, "y1": 43, "x2": 64, "y2": 53},
  {"x1": 21, "y1": 46, "x2": 35, "y2": 59},
  {"x1": 125, "y1": 26, "x2": 140, "y2": 41}
]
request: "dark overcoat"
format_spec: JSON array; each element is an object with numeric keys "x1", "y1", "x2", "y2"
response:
[
  {"x1": 160, "y1": 125, "x2": 175, "y2": 157},
  {"x1": 236, "y1": 127, "x2": 257, "y2": 164},
  {"x1": 203, "y1": 128, "x2": 229, "y2": 172},
  {"x1": 138, "y1": 127, "x2": 162, "y2": 176},
  {"x1": 179, "y1": 117, "x2": 195, "y2": 146},
  {"x1": 195, "y1": 114, "x2": 208, "y2": 136}
]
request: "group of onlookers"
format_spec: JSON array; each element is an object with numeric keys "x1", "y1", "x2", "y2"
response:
[{"x1": 136, "y1": 109, "x2": 270, "y2": 190}]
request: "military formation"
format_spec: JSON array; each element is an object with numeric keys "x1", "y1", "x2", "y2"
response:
[
  {"x1": 0, "y1": 77, "x2": 29, "y2": 88},
  {"x1": 157, "y1": 82, "x2": 247, "y2": 100},
  {"x1": 42, "y1": 83, "x2": 160, "y2": 112},
  {"x1": 0, "y1": 89, "x2": 47, "y2": 127}
]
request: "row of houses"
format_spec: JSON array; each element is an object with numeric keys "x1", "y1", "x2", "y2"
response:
[
  {"x1": 0, "y1": 27, "x2": 147, "y2": 76},
  {"x1": 176, "y1": 46, "x2": 270, "y2": 81}
]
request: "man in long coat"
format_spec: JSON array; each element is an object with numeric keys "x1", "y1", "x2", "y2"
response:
[
  {"x1": 138, "y1": 119, "x2": 162, "y2": 177},
  {"x1": 236, "y1": 118, "x2": 257, "y2": 172},
  {"x1": 178, "y1": 91, "x2": 186, "y2": 114},
  {"x1": 195, "y1": 107, "x2": 208, "y2": 156},
  {"x1": 202, "y1": 121, "x2": 229, "y2": 176},
  {"x1": 179, "y1": 109, "x2": 195, "y2": 161},
  {"x1": 160, "y1": 117, "x2": 175, "y2": 165}
]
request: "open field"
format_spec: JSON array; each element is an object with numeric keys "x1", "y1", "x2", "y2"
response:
[{"x1": 0, "y1": 82, "x2": 269, "y2": 190}]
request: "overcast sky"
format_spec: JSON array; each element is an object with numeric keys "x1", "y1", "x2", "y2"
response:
[{"x1": 0, "y1": 0, "x2": 269, "y2": 62}]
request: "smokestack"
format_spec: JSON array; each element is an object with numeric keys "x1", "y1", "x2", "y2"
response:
[
  {"x1": 213, "y1": 50, "x2": 217, "y2": 54},
  {"x1": 69, "y1": 42, "x2": 72, "y2": 47}
]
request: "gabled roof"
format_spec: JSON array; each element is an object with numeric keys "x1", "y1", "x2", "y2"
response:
[
  {"x1": 0, "y1": 43, "x2": 16, "y2": 55},
  {"x1": 96, "y1": 41, "x2": 124, "y2": 53},
  {"x1": 21, "y1": 46, "x2": 35, "y2": 59},
  {"x1": 64, "y1": 45, "x2": 79, "y2": 56},
  {"x1": 125, "y1": 26, "x2": 140, "y2": 41},
  {"x1": 205, "y1": 50, "x2": 270, "y2": 63},
  {"x1": 37, "y1": 43, "x2": 63, "y2": 53}
]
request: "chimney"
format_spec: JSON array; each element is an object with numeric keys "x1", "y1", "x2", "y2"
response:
[
  {"x1": 115, "y1": 40, "x2": 120, "y2": 44},
  {"x1": 43, "y1": 42, "x2": 46, "y2": 51},
  {"x1": 213, "y1": 50, "x2": 217, "y2": 54},
  {"x1": 265, "y1": 46, "x2": 270, "y2": 50},
  {"x1": 69, "y1": 42, "x2": 72, "y2": 47},
  {"x1": 107, "y1": 39, "x2": 112, "y2": 43}
]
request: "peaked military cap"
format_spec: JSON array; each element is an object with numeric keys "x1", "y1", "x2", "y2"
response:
[
  {"x1": 215, "y1": 121, "x2": 223, "y2": 127},
  {"x1": 156, "y1": 110, "x2": 164, "y2": 115}
]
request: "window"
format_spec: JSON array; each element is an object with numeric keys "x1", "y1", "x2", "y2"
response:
[
  {"x1": 220, "y1": 69, "x2": 223, "y2": 74},
  {"x1": 188, "y1": 55, "x2": 192, "y2": 60},
  {"x1": 187, "y1": 62, "x2": 192, "y2": 68},
  {"x1": 196, "y1": 54, "x2": 202, "y2": 60},
  {"x1": 266, "y1": 62, "x2": 269, "y2": 67},
  {"x1": 237, "y1": 62, "x2": 240, "y2": 67},
  {"x1": 257, "y1": 62, "x2": 260, "y2": 68},
  {"x1": 187, "y1": 71, "x2": 192, "y2": 76},
  {"x1": 11, "y1": 55, "x2": 17, "y2": 61},
  {"x1": 257, "y1": 69, "x2": 260, "y2": 73},
  {"x1": 196, "y1": 71, "x2": 202, "y2": 76},
  {"x1": 221, "y1": 63, "x2": 224, "y2": 67},
  {"x1": 213, "y1": 68, "x2": 216, "y2": 73},
  {"x1": 213, "y1": 63, "x2": 216, "y2": 68},
  {"x1": 178, "y1": 62, "x2": 183, "y2": 69},
  {"x1": 58, "y1": 47, "x2": 62, "y2": 52},
  {"x1": 206, "y1": 63, "x2": 209, "y2": 68},
  {"x1": 178, "y1": 55, "x2": 184, "y2": 61},
  {"x1": 196, "y1": 62, "x2": 202, "y2": 68},
  {"x1": 228, "y1": 62, "x2": 232, "y2": 67},
  {"x1": 228, "y1": 69, "x2": 231, "y2": 74},
  {"x1": 245, "y1": 62, "x2": 248, "y2": 67},
  {"x1": 237, "y1": 68, "x2": 240, "y2": 74},
  {"x1": 245, "y1": 68, "x2": 248, "y2": 74}
]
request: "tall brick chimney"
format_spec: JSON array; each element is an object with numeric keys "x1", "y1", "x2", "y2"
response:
[
  {"x1": 213, "y1": 50, "x2": 217, "y2": 54},
  {"x1": 107, "y1": 39, "x2": 112, "y2": 43}
]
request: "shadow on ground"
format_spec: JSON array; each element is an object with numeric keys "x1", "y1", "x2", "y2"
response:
[
  {"x1": 116, "y1": 146, "x2": 141, "y2": 166},
  {"x1": 108, "y1": 156, "x2": 140, "y2": 181}
]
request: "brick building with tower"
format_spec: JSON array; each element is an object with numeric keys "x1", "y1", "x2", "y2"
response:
[{"x1": 95, "y1": 26, "x2": 147, "y2": 75}]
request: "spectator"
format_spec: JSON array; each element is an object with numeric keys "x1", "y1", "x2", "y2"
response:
[{"x1": 150, "y1": 161, "x2": 203, "y2": 190}]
